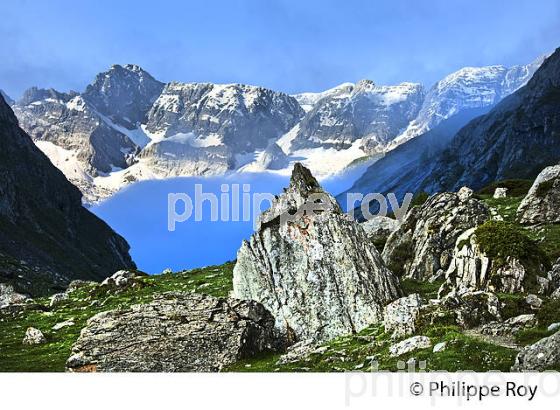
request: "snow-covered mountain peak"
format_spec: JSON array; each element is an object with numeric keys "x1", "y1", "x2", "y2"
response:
[
  {"x1": 10, "y1": 53, "x2": 547, "y2": 205},
  {"x1": 292, "y1": 82, "x2": 354, "y2": 111},
  {"x1": 435, "y1": 65, "x2": 507, "y2": 93},
  {"x1": 83, "y1": 64, "x2": 164, "y2": 129},
  {"x1": 288, "y1": 78, "x2": 425, "y2": 156},
  {"x1": 390, "y1": 56, "x2": 544, "y2": 148}
]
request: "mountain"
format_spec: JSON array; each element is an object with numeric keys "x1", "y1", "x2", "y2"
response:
[
  {"x1": 140, "y1": 81, "x2": 304, "y2": 171},
  {"x1": 340, "y1": 106, "x2": 493, "y2": 212},
  {"x1": 12, "y1": 86, "x2": 140, "y2": 202},
  {"x1": 390, "y1": 56, "x2": 545, "y2": 148},
  {"x1": 0, "y1": 90, "x2": 13, "y2": 105},
  {"x1": 12, "y1": 68, "x2": 304, "y2": 203},
  {"x1": 288, "y1": 80, "x2": 425, "y2": 154},
  {"x1": 417, "y1": 48, "x2": 560, "y2": 193},
  {"x1": 10, "y1": 56, "x2": 544, "y2": 203},
  {"x1": 82, "y1": 64, "x2": 164, "y2": 131},
  {"x1": 0, "y1": 94, "x2": 135, "y2": 296},
  {"x1": 292, "y1": 82, "x2": 354, "y2": 112}
]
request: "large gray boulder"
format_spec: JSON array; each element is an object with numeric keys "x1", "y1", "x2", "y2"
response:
[
  {"x1": 517, "y1": 164, "x2": 560, "y2": 225},
  {"x1": 233, "y1": 163, "x2": 401, "y2": 343},
  {"x1": 382, "y1": 189, "x2": 489, "y2": 280},
  {"x1": 512, "y1": 330, "x2": 560, "y2": 371},
  {"x1": 439, "y1": 290, "x2": 502, "y2": 329},
  {"x1": 481, "y1": 314, "x2": 537, "y2": 337},
  {"x1": 23, "y1": 327, "x2": 47, "y2": 345},
  {"x1": 66, "y1": 292, "x2": 278, "y2": 372}
]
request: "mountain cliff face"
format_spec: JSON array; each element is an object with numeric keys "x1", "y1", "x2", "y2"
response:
[
  {"x1": 419, "y1": 48, "x2": 560, "y2": 193},
  {"x1": 0, "y1": 95, "x2": 135, "y2": 296},
  {"x1": 12, "y1": 67, "x2": 304, "y2": 202},
  {"x1": 13, "y1": 87, "x2": 138, "y2": 174},
  {"x1": 342, "y1": 52, "x2": 555, "y2": 207},
  {"x1": 140, "y1": 81, "x2": 304, "y2": 173}
]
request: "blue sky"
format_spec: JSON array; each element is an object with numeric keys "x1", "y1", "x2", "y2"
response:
[{"x1": 1, "y1": 0, "x2": 559, "y2": 99}]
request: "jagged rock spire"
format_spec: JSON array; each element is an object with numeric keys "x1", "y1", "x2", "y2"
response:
[{"x1": 233, "y1": 164, "x2": 401, "y2": 343}]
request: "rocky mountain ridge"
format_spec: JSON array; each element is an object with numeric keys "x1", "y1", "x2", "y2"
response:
[{"x1": 7, "y1": 55, "x2": 544, "y2": 203}]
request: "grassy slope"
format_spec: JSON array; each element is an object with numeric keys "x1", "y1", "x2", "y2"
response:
[{"x1": 0, "y1": 263, "x2": 234, "y2": 372}]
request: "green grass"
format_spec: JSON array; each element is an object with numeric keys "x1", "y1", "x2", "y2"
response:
[
  {"x1": 496, "y1": 293, "x2": 533, "y2": 320},
  {"x1": 515, "y1": 327, "x2": 555, "y2": 346},
  {"x1": 226, "y1": 324, "x2": 517, "y2": 372},
  {"x1": 400, "y1": 278, "x2": 443, "y2": 299},
  {"x1": 508, "y1": 298, "x2": 560, "y2": 346},
  {"x1": 410, "y1": 192, "x2": 430, "y2": 208},
  {"x1": 0, "y1": 262, "x2": 234, "y2": 372},
  {"x1": 0, "y1": 259, "x2": 525, "y2": 373},
  {"x1": 473, "y1": 221, "x2": 550, "y2": 290},
  {"x1": 477, "y1": 179, "x2": 533, "y2": 198},
  {"x1": 482, "y1": 197, "x2": 523, "y2": 223},
  {"x1": 525, "y1": 224, "x2": 560, "y2": 261}
]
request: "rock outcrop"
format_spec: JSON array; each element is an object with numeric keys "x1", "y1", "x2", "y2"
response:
[
  {"x1": 517, "y1": 164, "x2": 560, "y2": 225},
  {"x1": 66, "y1": 292, "x2": 278, "y2": 372},
  {"x1": 481, "y1": 314, "x2": 537, "y2": 337},
  {"x1": 548, "y1": 258, "x2": 560, "y2": 292},
  {"x1": 442, "y1": 223, "x2": 550, "y2": 295},
  {"x1": 416, "y1": 290, "x2": 502, "y2": 330},
  {"x1": 0, "y1": 94, "x2": 135, "y2": 296},
  {"x1": 360, "y1": 216, "x2": 400, "y2": 248},
  {"x1": 383, "y1": 294, "x2": 425, "y2": 339},
  {"x1": 382, "y1": 189, "x2": 489, "y2": 280},
  {"x1": 493, "y1": 187, "x2": 508, "y2": 199},
  {"x1": 100, "y1": 270, "x2": 148, "y2": 290},
  {"x1": 233, "y1": 163, "x2": 401, "y2": 342},
  {"x1": 512, "y1": 330, "x2": 560, "y2": 371}
]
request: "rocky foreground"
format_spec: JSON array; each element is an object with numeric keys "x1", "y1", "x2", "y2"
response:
[{"x1": 1, "y1": 164, "x2": 560, "y2": 372}]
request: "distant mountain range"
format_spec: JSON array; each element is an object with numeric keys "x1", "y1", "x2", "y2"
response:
[
  {"x1": 344, "y1": 48, "x2": 560, "y2": 212},
  {"x1": 4, "y1": 55, "x2": 545, "y2": 203}
]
